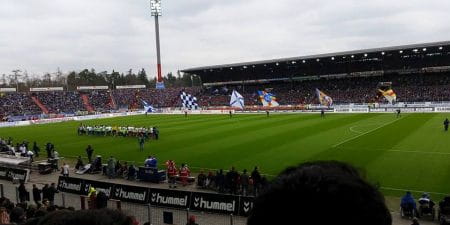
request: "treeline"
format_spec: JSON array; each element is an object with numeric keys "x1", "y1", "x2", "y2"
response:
[{"x1": 0, "y1": 69, "x2": 201, "y2": 91}]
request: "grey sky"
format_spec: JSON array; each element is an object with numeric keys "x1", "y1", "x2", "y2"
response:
[{"x1": 0, "y1": 0, "x2": 449, "y2": 79}]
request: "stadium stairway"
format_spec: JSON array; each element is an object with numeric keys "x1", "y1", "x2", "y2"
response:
[
  {"x1": 81, "y1": 94, "x2": 95, "y2": 112},
  {"x1": 109, "y1": 91, "x2": 117, "y2": 109},
  {"x1": 31, "y1": 96, "x2": 50, "y2": 114}
]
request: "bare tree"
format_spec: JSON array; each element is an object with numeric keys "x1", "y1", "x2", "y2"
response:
[{"x1": 11, "y1": 69, "x2": 22, "y2": 91}]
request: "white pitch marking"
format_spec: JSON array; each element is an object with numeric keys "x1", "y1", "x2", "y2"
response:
[
  {"x1": 333, "y1": 116, "x2": 407, "y2": 148},
  {"x1": 349, "y1": 126, "x2": 364, "y2": 134},
  {"x1": 380, "y1": 187, "x2": 448, "y2": 196},
  {"x1": 337, "y1": 146, "x2": 450, "y2": 156}
]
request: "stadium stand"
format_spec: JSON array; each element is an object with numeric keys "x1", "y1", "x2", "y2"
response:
[
  {"x1": 32, "y1": 92, "x2": 84, "y2": 114},
  {"x1": 0, "y1": 93, "x2": 42, "y2": 117},
  {"x1": 0, "y1": 42, "x2": 449, "y2": 120},
  {"x1": 1, "y1": 71, "x2": 450, "y2": 118}
]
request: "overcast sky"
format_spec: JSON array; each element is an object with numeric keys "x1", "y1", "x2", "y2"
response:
[{"x1": 1, "y1": 0, "x2": 449, "y2": 78}]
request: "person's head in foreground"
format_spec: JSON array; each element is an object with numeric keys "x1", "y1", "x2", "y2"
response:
[
  {"x1": 37, "y1": 209, "x2": 133, "y2": 225},
  {"x1": 247, "y1": 161, "x2": 392, "y2": 225}
]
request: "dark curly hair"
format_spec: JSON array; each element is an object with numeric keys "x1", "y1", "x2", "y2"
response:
[{"x1": 247, "y1": 161, "x2": 392, "y2": 225}]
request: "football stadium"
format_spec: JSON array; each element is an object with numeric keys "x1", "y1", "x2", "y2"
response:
[{"x1": 1, "y1": 1, "x2": 450, "y2": 225}]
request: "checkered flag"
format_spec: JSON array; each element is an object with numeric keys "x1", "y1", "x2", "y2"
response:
[{"x1": 180, "y1": 92, "x2": 199, "y2": 110}]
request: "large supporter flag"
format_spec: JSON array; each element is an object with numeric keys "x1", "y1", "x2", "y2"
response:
[
  {"x1": 142, "y1": 100, "x2": 154, "y2": 113},
  {"x1": 378, "y1": 89, "x2": 397, "y2": 104},
  {"x1": 180, "y1": 92, "x2": 199, "y2": 110},
  {"x1": 230, "y1": 90, "x2": 244, "y2": 109},
  {"x1": 257, "y1": 90, "x2": 279, "y2": 107},
  {"x1": 316, "y1": 88, "x2": 333, "y2": 106}
]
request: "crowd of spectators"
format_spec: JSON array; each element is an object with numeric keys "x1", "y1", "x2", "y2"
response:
[
  {"x1": 85, "y1": 90, "x2": 113, "y2": 112},
  {"x1": 195, "y1": 166, "x2": 269, "y2": 196},
  {"x1": 113, "y1": 87, "x2": 201, "y2": 109},
  {"x1": 32, "y1": 92, "x2": 84, "y2": 114},
  {"x1": 0, "y1": 196, "x2": 136, "y2": 225},
  {"x1": 0, "y1": 93, "x2": 41, "y2": 117},
  {"x1": 197, "y1": 72, "x2": 450, "y2": 106},
  {"x1": 1, "y1": 72, "x2": 450, "y2": 118}
]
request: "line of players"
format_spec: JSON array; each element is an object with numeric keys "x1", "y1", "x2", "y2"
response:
[{"x1": 77, "y1": 124, "x2": 159, "y2": 139}]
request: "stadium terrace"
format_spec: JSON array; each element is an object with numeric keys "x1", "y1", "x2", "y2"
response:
[{"x1": 0, "y1": 41, "x2": 449, "y2": 121}]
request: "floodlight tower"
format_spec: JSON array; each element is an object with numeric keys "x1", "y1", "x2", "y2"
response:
[{"x1": 150, "y1": 0, "x2": 165, "y2": 89}]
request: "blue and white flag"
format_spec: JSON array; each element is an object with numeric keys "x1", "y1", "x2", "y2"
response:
[
  {"x1": 257, "y1": 90, "x2": 279, "y2": 107},
  {"x1": 142, "y1": 100, "x2": 154, "y2": 113},
  {"x1": 230, "y1": 90, "x2": 244, "y2": 109},
  {"x1": 180, "y1": 92, "x2": 199, "y2": 110}
]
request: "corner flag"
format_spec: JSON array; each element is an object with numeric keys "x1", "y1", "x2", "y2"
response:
[{"x1": 230, "y1": 90, "x2": 244, "y2": 109}]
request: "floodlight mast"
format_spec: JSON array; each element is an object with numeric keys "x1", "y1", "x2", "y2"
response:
[{"x1": 151, "y1": 0, "x2": 165, "y2": 89}]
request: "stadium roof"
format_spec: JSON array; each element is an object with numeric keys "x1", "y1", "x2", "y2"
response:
[
  {"x1": 182, "y1": 41, "x2": 450, "y2": 72},
  {"x1": 181, "y1": 41, "x2": 450, "y2": 85}
]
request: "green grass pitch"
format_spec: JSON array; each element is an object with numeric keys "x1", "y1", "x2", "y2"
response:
[{"x1": 1, "y1": 113, "x2": 450, "y2": 198}]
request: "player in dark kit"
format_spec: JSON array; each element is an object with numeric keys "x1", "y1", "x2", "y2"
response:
[
  {"x1": 396, "y1": 109, "x2": 401, "y2": 118},
  {"x1": 320, "y1": 109, "x2": 325, "y2": 118},
  {"x1": 229, "y1": 110, "x2": 232, "y2": 118},
  {"x1": 266, "y1": 111, "x2": 269, "y2": 117},
  {"x1": 184, "y1": 111, "x2": 188, "y2": 118},
  {"x1": 444, "y1": 118, "x2": 449, "y2": 131}
]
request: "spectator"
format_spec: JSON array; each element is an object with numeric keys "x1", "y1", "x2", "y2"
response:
[
  {"x1": 107, "y1": 156, "x2": 116, "y2": 179},
  {"x1": 86, "y1": 145, "x2": 94, "y2": 163},
  {"x1": 240, "y1": 169, "x2": 249, "y2": 196},
  {"x1": 48, "y1": 183, "x2": 59, "y2": 206},
  {"x1": 18, "y1": 181, "x2": 29, "y2": 203},
  {"x1": 226, "y1": 167, "x2": 239, "y2": 194},
  {"x1": 216, "y1": 169, "x2": 225, "y2": 193},
  {"x1": 197, "y1": 171, "x2": 206, "y2": 189},
  {"x1": 205, "y1": 171, "x2": 215, "y2": 189},
  {"x1": 61, "y1": 162, "x2": 70, "y2": 177},
  {"x1": 251, "y1": 166, "x2": 261, "y2": 196},
  {"x1": 401, "y1": 191, "x2": 417, "y2": 215},
  {"x1": 96, "y1": 191, "x2": 108, "y2": 209},
  {"x1": 179, "y1": 164, "x2": 190, "y2": 186},
  {"x1": 88, "y1": 189, "x2": 97, "y2": 210},
  {"x1": 439, "y1": 196, "x2": 450, "y2": 216},
  {"x1": 247, "y1": 161, "x2": 391, "y2": 225},
  {"x1": 45, "y1": 143, "x2": 52, "y2": 159},
  {"x1": 186, "y1": 215, "x2": 198, "y2": 225},
  {"x1": 411, "y1": 217, "x2": 420, "y2": 225},
  {"x1": 166, "y1": 160, "x2": 177, "y2": 188},
  {"x1": 128, "y1": 164, "x2": 136, "y2": 180},
  {"x1": 32, "y1": 184, "x2": 42, "y2": 205},
  {"x1": 418, "y1": 192, "x2": 434, "y2": 206},
  {"x1": 10, "y1": 207, "x2": 26, "y2": 224},
  {"x1": 42, "y1": 184, "x2": 50, "y2": 202},
  {"x1": 0, "y1": 207, "x2": 10, "y2": 224},
  {"x1": 37, "y1": 208, "x2": 134, "y2": 225},
  {"x1": 32, "y1": 141, "x2": 40, "y2": 158},
  {"x1": 75, "y1": 156, "x2": 84, "y2": 171}
]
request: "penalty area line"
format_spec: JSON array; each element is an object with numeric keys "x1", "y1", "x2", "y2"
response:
[{"x1": 332, "y1": 116, "x2": 407, "y2": 148}]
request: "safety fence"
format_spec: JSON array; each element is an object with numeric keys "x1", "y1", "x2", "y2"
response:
[{"x1": 1, "y1": 182, "x2": 247, "y2": 225}]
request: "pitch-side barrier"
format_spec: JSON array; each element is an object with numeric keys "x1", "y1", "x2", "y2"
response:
[{"x1": 1, "y1": 104, "x2": 450, "y2": 128}]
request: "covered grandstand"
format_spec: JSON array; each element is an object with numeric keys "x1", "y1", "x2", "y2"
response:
[{"x1": 181, "y1": 41, "x2": 450, "y2": 85}]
